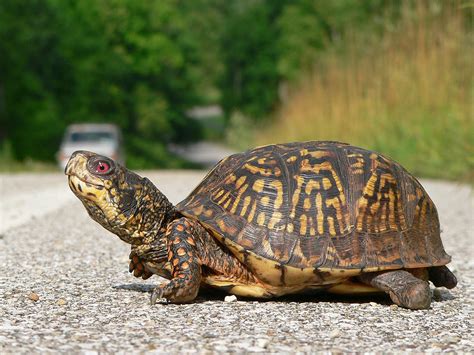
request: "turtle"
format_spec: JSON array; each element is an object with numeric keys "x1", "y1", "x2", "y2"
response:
[{"x1": 65, "y1": 141, "x2": 457, "y2": 309}]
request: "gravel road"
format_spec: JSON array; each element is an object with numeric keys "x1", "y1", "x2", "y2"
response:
[{"x1": 0, "y1": 172, "x2": 473, "y2": 353}]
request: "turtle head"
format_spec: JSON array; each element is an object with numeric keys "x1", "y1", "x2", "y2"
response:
[{"x1": 65, "y1": 150, "x2": 173, "y2": 244}]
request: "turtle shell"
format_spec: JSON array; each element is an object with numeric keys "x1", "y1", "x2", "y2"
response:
[{"x1": 177, "y1": 141, "x2": 451, "y2": 285}]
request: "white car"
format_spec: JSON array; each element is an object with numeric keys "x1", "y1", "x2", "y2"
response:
[{"x1": 57, "y1": 123, "x2": 124, "y2": 170}]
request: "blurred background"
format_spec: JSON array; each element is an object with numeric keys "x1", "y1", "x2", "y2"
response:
[{"x1": 0, "y1": 0, "x2": 472, "y2": 180}]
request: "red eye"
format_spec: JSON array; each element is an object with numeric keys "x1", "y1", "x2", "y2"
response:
[{"x1": 95, "y1": 161, "x2": 110, "y2": 174}]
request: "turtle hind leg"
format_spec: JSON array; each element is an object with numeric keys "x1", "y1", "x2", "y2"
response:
[
  {"x1": 428, "y1": 265, "x2": 457, "y2": 289},
  {"x1": 358, "y1": 270, "x2": 431, "y2": 310}
]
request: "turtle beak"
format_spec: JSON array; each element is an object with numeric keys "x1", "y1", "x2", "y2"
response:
[
  {"x1": 65, "y1": 151, "x2": 108, "y2": 203},
  {"x1": 65, "y1": 150, "x2": 108, "y2": 193},
  {"x1": 65, "y1": 150, "x2": 93, "y2": 176}
]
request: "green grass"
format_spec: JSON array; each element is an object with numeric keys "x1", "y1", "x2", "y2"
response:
[
  {"x1": 254, "y1": 2, "x2": 473, "y2": 181},
  {"x1": 0, "y1": 159, "x2": 57, "y2": 173},
  {"x1": 0, "y1": 141, "x2": 57, "y2": 173}
]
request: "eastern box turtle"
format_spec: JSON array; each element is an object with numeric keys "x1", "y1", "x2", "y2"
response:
[{"x1": 65, "y1": 141, "x2": 456, "y2": 309}]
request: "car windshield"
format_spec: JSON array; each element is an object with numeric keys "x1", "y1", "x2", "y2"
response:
[{"x1": 68, "y1": 131, "x2": 115, "y2": 142}]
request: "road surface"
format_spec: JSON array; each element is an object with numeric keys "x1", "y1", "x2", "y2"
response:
[{"x1": 0, "y1": 172, "x2": 473, "y2": 353}]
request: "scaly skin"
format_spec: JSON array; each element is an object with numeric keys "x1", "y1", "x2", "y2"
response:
[
  {"x1": 359, "y1": 270, "x2": 432, "y2": 309},
  {"x1": 149, "y1": 217, "x2": 261, "y2": 303},
  {"x1": 65, "y1": 151, "x2": 259, "y2": 304}
]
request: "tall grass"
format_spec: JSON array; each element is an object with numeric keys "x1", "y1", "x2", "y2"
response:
[{"x1": 257, "y1": 1, "x2": 473, "y2": 180}]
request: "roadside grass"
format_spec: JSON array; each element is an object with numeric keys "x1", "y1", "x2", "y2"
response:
[
  {"x1": 0, "y1": 141, "x2": 57, "y2": 173},
  {"x1": 255, "y1": 2, "x2": 473, "y2": 181},
  {"x1": 0, "y1": 159, "x2": 57, "y2": 173}
]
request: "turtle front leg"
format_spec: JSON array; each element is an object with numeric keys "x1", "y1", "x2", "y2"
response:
[
  {"x1": 359, "y1": 270, "x2": 431, "y2": 309},
  {"x1": 150, "y1": 218, "x2": 202, "y2": 304},
  {"x1": 129, "y1": 251, "x2": 153, "y2": 280}
]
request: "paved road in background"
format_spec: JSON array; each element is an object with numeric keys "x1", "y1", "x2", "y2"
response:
[
  {"x1": 169, "y1": 141, "x2": 238, "y2": 167},
  {"x1": 0, "y1": 172, "x2": 473, "y2": 352}
]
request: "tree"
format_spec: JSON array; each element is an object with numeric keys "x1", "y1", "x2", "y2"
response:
[{"x1": 0, "y1": 0, "x2": 218, "y2": 166}]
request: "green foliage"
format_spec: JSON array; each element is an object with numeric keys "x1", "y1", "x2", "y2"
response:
[
  {"x1": 0, "y1": 0, "x2": 67, "y2": 160},
  {"x1": 125, "y1": 137, "x2": 198, "y2": 170},
  {"x1": 0, "y1": 0, "x2": 470, "y2": 180},
  {"x1": 276, "y1": 0, "x2": 388, "y2": 80},
  {"x1": 0, "y1": 140, "x2": 56, "y2": 172},
  {"x1": 0, "y1": 0, "x2": 219, "y2": 167},
  {"x1": 219, "y1": 1, "x2": 285, "y2": 119},
  {"x1": 218, "y1": 0, "x2": 391, "y2": 120}
]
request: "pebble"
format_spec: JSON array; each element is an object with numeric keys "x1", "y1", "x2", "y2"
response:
[
  {"x1": 430, "y1": 342, "x2": 448, "y2": 349},
  {"x1": 330, "y1": 329, "x2": 341, "y2": 338},
  {"x1": 213, "y1": 345, "x2": 228, "y2": 352},
  {"x1": 28, "y1": 292, "x2": 39, "y2": 302},
  {"x1": 444, "y1": 336, "x2": 461, "y2": 344},
  {"x1": 144, "y1": 320, "x2": 156, "y2": 327},
  {"x1": 256, "y1": 338, "x2": 269, "y2": 348},
  {"x1": 224, "y1": 295, "x2": 237, "y2": 302},
  {"x1": 57, "y1": 299, "x2": 67, "y2": 306}
]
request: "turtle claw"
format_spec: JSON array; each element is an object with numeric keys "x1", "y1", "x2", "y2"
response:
[{"x1": 150, "y1": 287, "x2": 167, "y2": 305}]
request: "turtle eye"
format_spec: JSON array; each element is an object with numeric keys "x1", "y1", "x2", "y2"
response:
[{"x1": 95, "y1": 160, "x2": 111, "y2": 174}]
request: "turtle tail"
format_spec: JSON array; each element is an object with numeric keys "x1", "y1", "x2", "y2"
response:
[{"x1": 428, "y1": 265, "x2": 457, "y2": 289}]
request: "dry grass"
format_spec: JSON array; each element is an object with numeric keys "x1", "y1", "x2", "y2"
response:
[{"x1": 257, "y1": 1, "x2": 473, "y2": 180}]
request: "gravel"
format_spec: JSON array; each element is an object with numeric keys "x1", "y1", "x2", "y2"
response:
[{"x1": 0, "y1": 172, "x2": 473, "y2": 353}]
